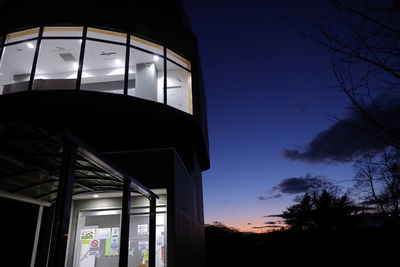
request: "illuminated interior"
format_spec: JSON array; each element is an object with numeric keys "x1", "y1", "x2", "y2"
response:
[{"x1": 0, "y1": 27, "x2": 192, "y2": 114}]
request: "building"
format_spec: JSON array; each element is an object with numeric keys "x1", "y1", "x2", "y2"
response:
[{"x1": 0, "y1": 0, "x2": 210, "y2": 266}]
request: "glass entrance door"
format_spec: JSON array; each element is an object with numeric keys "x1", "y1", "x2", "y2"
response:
[
  {"x1": 74, "y1": 210, "x2": 121, "y2": 267},
  {"x1": 73, "y1": 208, "x2": 166, "y2": 267}
]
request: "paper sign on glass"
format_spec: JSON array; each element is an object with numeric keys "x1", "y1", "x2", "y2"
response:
[
  {"x1": 95, "y1": 228, "x2": 111, "y2": 239},
  {"x1": 80, "y1": 229, "x2": 95, "y2": 240}
]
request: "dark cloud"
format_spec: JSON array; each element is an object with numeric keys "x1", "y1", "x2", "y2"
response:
[
  {"x1": 252, "y1": 225, "x2": 281, "y2": 229},
  {"x1": 283, "y1": 94, "x2": 400, "y2": 163},
  {"x1": 264, "y1": 221, "x2": 276, "y2": 225},
  {"x1": 256, "y1": 194, "x2": 282, "y2": 200},
  {"x1": 247, "y1": 222, "x2": 252, "y2": 225},
  {"x1": 272, "y1": 174, "x2": 334, "y2": 194},
  {"x1": 263, "y1": 214, "x2": 284, "y2": 218}
]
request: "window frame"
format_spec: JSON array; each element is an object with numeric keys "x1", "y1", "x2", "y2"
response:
[{"x1": 0, "y1": 25, "x2": 193, "y2": 114}]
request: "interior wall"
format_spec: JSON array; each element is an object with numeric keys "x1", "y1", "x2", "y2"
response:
[
  {"x1": 65, "y1": 194, "x2": 167, "y2": 267},
  {"x1": 136, "y1": 63, "x2": 157, "y2": 101}
]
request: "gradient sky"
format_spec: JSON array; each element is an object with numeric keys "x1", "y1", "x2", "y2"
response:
[{"x1": 182, "y1": 0, "x2": 357, "y2": 232}]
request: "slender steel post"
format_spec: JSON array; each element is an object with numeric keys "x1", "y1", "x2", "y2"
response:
[
  {"x1": 124, "y1": 35, "x2": 130, "y2": 95},
  {"x1": 28, "y1": 27, "x2": 43, "y2": 91},
  {"x1": 30, "y1": 205, "x2": 43, "y2": 267},
  {"x1": 0, "y1": 35, "x2": 6, "y2": 65},
  {"x1": 119, "y1": 178, "x2": 131, "y2": 267},
  {"x1": 149, "y1": 197, "x2": 156, "y2": 267},
  {"x1": 75, "y1": 26, "x2": 87, "y2": 90},
  {"x1": 163, "y1": 46, "x2": 167, "y2": 104},
  {"x1": 47, "y1": 134, "x2": 77, "y2": 267}
]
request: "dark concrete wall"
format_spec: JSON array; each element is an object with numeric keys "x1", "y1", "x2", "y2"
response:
[{"x1": 169, "y1": 153, "x2": 205, "y2": 267}]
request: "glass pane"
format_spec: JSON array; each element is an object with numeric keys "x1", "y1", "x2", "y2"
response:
[
  {"x1": 167, "y1": 61, "x2": 192, "y2": 114},
  {"x1": 34, "y1": 39, "x2": 81, "y2": 90},
  {"x1": 167, "y1": 49, "x2": 191, "y2": 70},
  {"x1": 129, "y1": 198, "x2": 150, "y2": 267},
  {"x1": 81, "y1": 40, "x2": 126, "y2": 94},
  {"x1": 0, "y1": 41, "x2": 37, "y2": 94},
  {"x1": 131, "y1": 35, "x2": 163, "y2": 55},
  {"x1": 6, "y1": 28, "x2": 39, "y2": 44},
  {"x1": 156, "y1": 212, "x2": 167, "y2": 267},
  {"x1": 43, "y1": 27, "x2": 83, "y2": 37},
  {"x1": 75, "y1": 210, "x2": 121, "y2": 267},
  {"x1": 128, "y1": 48, "x2": 164, "y2": 103},
  {"x1": 88, "y1": 28, "x2": 126, "y2": 44}
]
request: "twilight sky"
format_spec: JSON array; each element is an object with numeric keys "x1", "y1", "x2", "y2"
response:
[{"x1": 182, "y1": 0, "x2": 358, "y2": 232}]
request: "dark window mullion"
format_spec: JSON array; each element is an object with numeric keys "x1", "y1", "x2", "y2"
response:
[
  {"x1": 75, "y1": 26, "x2": 87, "y2": 90},
  {"x1": 28, "y1": 27, "x2": 44, "y2": 91},
  {"x1": 118, "y1": 179, "x2": 131, "y2": 267},
  {"x1": 124, "y1": 35, "x2": 130, "y2": 95},
  {"x1": 163, "y1": 46, "x2": 167, "y2": 104},
  {"x1": 0, "y1": 35, "x2": 6, "y2": 66}
]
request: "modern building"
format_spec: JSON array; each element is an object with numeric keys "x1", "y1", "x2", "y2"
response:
[{"x1": 0, "y1": 1, "x2": 209, "y2": 267}]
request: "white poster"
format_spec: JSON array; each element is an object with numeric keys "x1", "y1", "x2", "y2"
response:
[
  {"x1": 137, "y1": 224, "x2": 148, "y2": 235},
  {"x1": 95, "y1": 228, "x2": 111, "y2": 240}
]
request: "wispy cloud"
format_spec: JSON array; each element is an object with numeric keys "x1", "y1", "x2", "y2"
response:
[{"x1": 256, "y1": 194, "x2": 282, "y2": 200}]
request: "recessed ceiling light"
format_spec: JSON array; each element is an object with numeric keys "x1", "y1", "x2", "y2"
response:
[
  {"x1": 26, "y1": 42, "x2": 35, "y2": 49},
  {"x1": 153, "y1": 55, "x2": 159, "y2": 61},
  {"x1": 93, "y1": 194, "x2": 99, "y2": 198}
]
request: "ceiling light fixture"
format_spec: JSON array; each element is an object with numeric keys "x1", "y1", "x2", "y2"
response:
[
  {"x1": 153, "y1": 55, "x2": 159, "y2": 61},
  {"x1": 93, "y1": 194, "x2": 99, "y2": 198},
  {"x1": 26, "y1": 42, "x2": 35, "y2": 49}
]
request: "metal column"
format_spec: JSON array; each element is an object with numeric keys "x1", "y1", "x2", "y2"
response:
[
  {"x1": 149, "y1": 197, "x2": 156, "y2": 267},
  {"x1": 119, "y1": 178, "x2": 131, "y2": 267},
  {"x1": 47, "y1": 136, "x2": 77, "y2": 267}
]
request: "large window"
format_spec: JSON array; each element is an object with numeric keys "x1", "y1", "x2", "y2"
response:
[
  {"x1": 81, "y1": 40, "x2": 126, "y2": 94},
  {"x1": 0, "y1": 41, "x2": 37, "y2": 94},
  {"x1": 34, "y1": 39, "x2": 82, "y2": 90},
  {"x1": 167, "y1": 61, "x2": 192, "y2": 114},
  {"x1": 128, "y1": 48, "x2": 164, "y2": 102},
  {"x1": 0, "y1": 26, "x2": 193, "y2": 114}
]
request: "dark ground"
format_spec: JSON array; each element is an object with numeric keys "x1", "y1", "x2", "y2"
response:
[{"x1": 204, "y1": 224, "x2": 400, "y2": 266}]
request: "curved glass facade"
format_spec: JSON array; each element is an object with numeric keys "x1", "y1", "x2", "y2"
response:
[{"x1": 0, "y1": 26, "x2": 193, "y2": 114}]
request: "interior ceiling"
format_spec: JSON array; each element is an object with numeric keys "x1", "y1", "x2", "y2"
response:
[
  {"x1": 1, "y1": 39, "x2": 166, "y2": 80},
  {"x1": 0, "y1": 121, "x2": 137, "y2": 206}
]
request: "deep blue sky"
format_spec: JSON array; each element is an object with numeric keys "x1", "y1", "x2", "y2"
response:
[{"x1": 182, "y1": 0, "x2": 355, "y2": 231}]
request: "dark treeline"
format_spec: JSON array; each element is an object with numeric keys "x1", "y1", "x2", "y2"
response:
[{"x1": 205, "y1": 192, "x2": 400, "y2": 266}]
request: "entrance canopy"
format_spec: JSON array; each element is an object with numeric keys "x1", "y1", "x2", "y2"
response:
[
  {"x1": 0, "y1": 121, "x2": 157, "y2": 205},
  {"x1": 0, "y1": 121, "x2": 159, "y2": 267}
]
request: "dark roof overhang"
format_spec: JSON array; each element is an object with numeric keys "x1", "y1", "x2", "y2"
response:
[
  {"x1": 0, "y1": 122, "x2": 158, "y2": 206},
  {"x1": 0, "y1": 90, "x2": 210, "y2": 170}
]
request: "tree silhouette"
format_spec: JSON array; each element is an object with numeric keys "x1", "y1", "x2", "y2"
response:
[
  {"x1": 298, "y1": 0, "x2": 400, "y2": 224},
  {"x1": 282, "y1": 190, "x2": 356, "y2": 231}
]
